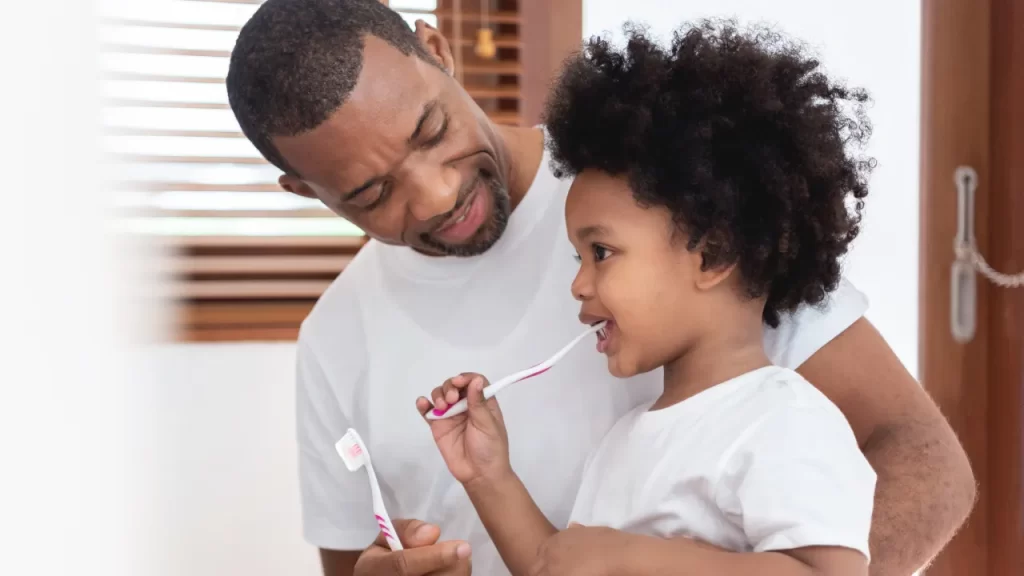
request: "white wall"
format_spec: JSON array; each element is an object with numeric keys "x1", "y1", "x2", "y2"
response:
[
  {"x1": 584, "y1": 0, "x2": 921, "y2": 375},
  {"x1": 135, "y1": 342, "x2": 320, "y2": 576}
]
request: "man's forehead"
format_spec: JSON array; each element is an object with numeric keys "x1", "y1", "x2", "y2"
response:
[
  {"x1": 346, "y1": 35, "x2": 437, "y2": 121},
  {"x1": 273, "y1": 37, "x2": 440, "y2": 181}
]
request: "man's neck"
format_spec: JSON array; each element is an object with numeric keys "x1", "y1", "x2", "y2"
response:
[{"x1": 496, "y1": 125, "x2": 546, "y2": 212}]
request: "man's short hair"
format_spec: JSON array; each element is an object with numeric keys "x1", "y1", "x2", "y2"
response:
[{"x1": 227, "y1": 0, "x2": 435, "y2": 173}]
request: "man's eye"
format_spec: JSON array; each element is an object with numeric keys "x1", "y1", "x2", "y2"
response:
[
  {"x1": 423, "y1": 118, "x2": 448, "y2": 148},
  {"x1": 360, "y1": 182, "x2": 391, "y2": 211}
]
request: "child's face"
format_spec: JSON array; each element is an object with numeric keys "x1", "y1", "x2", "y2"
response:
[{"x1": 565, "y1": 170, "x2": 709, "y2": 378}]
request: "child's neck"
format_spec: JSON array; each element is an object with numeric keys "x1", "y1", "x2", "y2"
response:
[{"x1": 654, "y1": 316, "x2": 771, "y2": 411}]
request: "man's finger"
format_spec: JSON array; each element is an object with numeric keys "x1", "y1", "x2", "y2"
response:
[{"x1": 389, "y1": 540, "x2": 471, "y2": 575}]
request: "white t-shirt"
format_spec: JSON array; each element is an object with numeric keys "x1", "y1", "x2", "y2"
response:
[
  {"x1": 569, "y1": 366, "x2": 876, "y2": 560},
  {"x1": 296, "y1": 132, "x2": 869, "y2": 576}
]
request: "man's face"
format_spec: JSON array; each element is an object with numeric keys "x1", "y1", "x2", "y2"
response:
[{"x1": 274, "y1": 31, "x2": 511, "y2": 257}]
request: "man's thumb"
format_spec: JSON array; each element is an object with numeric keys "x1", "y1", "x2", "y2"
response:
[{"x1": 390, "y1": 518, "x2": 440, "y2": 548}]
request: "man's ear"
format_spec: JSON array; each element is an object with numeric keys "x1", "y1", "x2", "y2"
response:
[
  {"x1": 279, "y1": 174, "x2": 317, "y2": 199},
  {"x1": 414, "y1": 19, "x2": 455, "y2": 76}
]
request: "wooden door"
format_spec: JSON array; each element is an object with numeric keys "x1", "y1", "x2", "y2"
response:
[{"x1": 920, "y1": 0, "x2": 1023, "y2": 573}]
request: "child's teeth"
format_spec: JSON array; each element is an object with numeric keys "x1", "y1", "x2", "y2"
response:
[{"x1": 455, "y1": 213, "x2": 466, "y2": 223}]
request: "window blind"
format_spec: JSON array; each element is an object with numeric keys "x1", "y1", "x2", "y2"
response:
[{"x1": 102, "y1": 0, "x2": 525, "y2": 341}]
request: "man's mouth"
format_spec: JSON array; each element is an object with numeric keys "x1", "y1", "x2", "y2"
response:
[{"x1": 435, "y1": 195, "x2": 474, "y2": 234}]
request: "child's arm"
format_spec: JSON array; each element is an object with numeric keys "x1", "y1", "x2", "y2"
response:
[
  {"x1": 464, "y1": 471, "x2": 557, "y2": 576},
  {"x1": 625, "y1": 537, "x2": 866, "y2": 576},
  {"x1": 527, "y1": 524, "x2": 865, "y2": 576},
  {"x1": 417, "y1": 373, "x2": 556, "y2": 576}
]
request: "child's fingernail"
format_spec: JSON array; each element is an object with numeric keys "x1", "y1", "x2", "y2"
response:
[{"x1": 456, "y1": 542, "x2": 471, "y2": 559}]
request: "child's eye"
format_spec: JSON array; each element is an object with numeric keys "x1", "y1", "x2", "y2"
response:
[
  {"x1": 593, "y1": 245, "x2": 610, "y2": 261},
  {"x1": 573, "y1": 252, "x2": 583, "y2": 264}
]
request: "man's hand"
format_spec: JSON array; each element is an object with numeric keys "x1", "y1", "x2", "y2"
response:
[
  {"x1": 416, "y1": 373, "x2": 512, "y2": 488},
  {"x1": 527, "y1": 524, "x2": 632, "y2": 576},
  {"x1": 350, "y1": 518, "x2": 471, "y2": 576}
]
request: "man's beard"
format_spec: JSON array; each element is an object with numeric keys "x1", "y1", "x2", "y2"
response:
[{"x1": 418, "y1": 175, "x2": 511, "y2": 257}]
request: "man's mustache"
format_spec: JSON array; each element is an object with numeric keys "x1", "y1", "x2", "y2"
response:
[{"x1": 425, "y1": 173, "x2": 484, "y2": 235}]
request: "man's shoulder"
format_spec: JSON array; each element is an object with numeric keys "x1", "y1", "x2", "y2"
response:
[
  {"x1": 764, "y1": 277, "x2": 869, "y2": 369},
  {"x1": 299, "y1": 239, "x2": 381, "y2": 347}
]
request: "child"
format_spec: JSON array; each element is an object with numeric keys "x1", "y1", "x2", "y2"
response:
[{"x1": 417, "y1": 20, "x2": 876, "y2": 576}]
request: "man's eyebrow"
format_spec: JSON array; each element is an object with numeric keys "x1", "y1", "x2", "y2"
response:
[{"x1": 408, "y1": 99, "x2": 439, "y2": 144}]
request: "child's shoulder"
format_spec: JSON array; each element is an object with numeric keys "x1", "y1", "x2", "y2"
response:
[
  {"x1": 730, "y1": 365, "x2": 844, "y2": 419},
  {"x1": 716, "y1": 366, "x2": 860, "y2": 460}
]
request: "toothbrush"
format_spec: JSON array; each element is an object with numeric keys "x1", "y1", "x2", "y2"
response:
[
  {"x1": 425, "y1": 321, "x2": 607, "y2": 421},
  {"x1": 335, "y1": 428, "x2": 403, "y2": 551}
]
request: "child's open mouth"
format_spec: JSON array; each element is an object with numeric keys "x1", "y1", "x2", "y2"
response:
[{"x1": 595, "y1": 321, "x2": 614, "y2": 354}]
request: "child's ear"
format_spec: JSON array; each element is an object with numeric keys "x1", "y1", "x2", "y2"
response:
[
  {"x1": 689, "y1": 233, "x2": 738, "y2": 291},
  {"x1": 694, "y1": 259, "x2": 738, "y2": 291}
]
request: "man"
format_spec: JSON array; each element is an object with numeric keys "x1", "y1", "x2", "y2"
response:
[{"x1": 226, "y1": 1, "x2": 975, "y2": 575}]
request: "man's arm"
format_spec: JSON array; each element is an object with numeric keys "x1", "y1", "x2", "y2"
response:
[
  {"x1": 796, "y1": 318, "x2": 976, "y2": 575},
  {"x1": 321, "y1": 549, "x2": 360, "y2": 576}
]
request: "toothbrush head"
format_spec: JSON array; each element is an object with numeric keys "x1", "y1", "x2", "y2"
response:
[{"x1": 335, "y1": 428, "x2": 368, "y2": 472}]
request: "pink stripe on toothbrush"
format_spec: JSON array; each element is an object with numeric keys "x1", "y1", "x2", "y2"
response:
[{"x1": 431, "y1": 364, "x2": 552, "y2": 416}]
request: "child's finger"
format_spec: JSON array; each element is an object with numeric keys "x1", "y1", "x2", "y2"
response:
[
  {"x1": 415, "y1": 396, "x2": 433, "y2": 416},
  {"x1": 430, "y1": 385, "x2": 449, "y2": 410},
  {"x1": 444, "y1": 384, "x2": 460, "y2": 404},
  {"x1": 441, "y1": 373, "x2": 477, "y2": 403}
]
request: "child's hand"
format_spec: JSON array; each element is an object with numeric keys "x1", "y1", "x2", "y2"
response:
[{"x1": 416, "y1": 373, "x2": 512, "y2": 488}]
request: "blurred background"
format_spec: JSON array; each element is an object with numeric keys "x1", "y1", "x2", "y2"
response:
[{"x1": 3, "y1": 1, "x2": 1019, "y2": 575}]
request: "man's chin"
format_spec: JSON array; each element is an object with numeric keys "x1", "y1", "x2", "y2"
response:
[
  {"x1": 419, "y1": 185, "x2": 511, "y2": 256},
  {"x1": 425, "y1": 227, "x2": 502, "y2": 257}
]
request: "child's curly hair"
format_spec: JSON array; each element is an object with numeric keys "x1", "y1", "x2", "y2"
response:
[{"x1": 544, "y1": 20, "x2": 874, "y2": 327}]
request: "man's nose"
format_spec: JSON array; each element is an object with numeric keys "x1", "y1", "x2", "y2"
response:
[{"x1": 403, "y1": 164, "x2": 460, "y2": 223}]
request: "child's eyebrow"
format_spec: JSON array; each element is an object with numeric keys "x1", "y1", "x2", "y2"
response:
[{"x1": 575, "y1": 225, "x2": 610, "y2": 242}]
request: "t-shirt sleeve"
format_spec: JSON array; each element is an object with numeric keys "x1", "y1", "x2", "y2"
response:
[
  {"x1": 295, "y1": 330, "x2": 379, "y2": 551},
  {"x1": 716, "y1": 402, "x2": 877, "y2": 560},
  {"x1": 765, "y1": 277, "x2": 869, "y2": 370}
]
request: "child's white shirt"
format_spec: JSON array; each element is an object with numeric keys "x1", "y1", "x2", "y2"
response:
[{"x1": 569, "y1": 366, "x2": 876, "y2": 560}]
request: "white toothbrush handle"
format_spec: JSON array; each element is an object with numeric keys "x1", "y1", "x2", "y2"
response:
[
  {"x1": 425, "y1": 323, "x2": 603, "y2": 421},
  {"x1": 364, "y1": 459, "x2": 403, "y2": 551}
]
